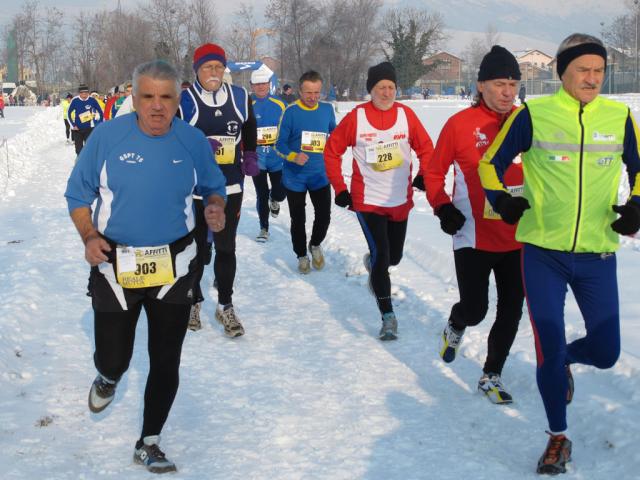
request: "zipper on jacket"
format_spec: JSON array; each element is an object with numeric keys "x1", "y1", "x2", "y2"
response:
[{"x1": 571, "y1": 105, "x2": 585, "y2": 252}]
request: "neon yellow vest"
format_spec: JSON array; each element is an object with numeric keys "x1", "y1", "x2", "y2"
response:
[
  {"x1": 61, "y1": 99, "x2": 70, "y2": 119},
  {"x1": 518, "y1": 87, "x2": 628, "y2": 252}
]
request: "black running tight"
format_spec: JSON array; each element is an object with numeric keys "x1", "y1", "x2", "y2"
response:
[
  {"x1": 356, "y1": 212, "x2": 408, "y2": 315},
  {"x1": 285, "y1": 185, "x2": 331, "y2": 258},
  {"x1": 450, "y1": 248, "x2": 524, "y2": 375},
  {"x1": 93, "y1": 298, "x2": 189, "y2": 438}
]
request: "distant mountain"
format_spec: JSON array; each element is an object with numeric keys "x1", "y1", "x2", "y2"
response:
[
  {"x1": 443, "y1": 29, "x2": 559, "y2": 58},
  {"x1": 422, "y1": 0, "x2": 626, "y2": 44}
]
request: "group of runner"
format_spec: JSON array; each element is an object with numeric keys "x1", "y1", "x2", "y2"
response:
[
  {"x1": 61, "y1": 83, "x2": 133, "y2": 154},
  {"x1": 64, "y1": 34, "x2": 640, "y2": 476}
]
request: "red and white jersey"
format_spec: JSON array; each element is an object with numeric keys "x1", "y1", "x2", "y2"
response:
[
  {"x1": 425, "y1": 101, "x2": 522, "y2": 252},
  {"x1": 325, "y1": 101, "x2": 434, "y2": 221},
  {"x1": 352, "y1": 107, "x2": 412, "y2": 208}
]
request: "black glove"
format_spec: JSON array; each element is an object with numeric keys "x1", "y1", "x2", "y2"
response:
[
  {"x1": 611, "y1": 202, "x2": 640, "y2": 235},
  {"x1": 412, "y1": 174, "x2": 425, "y2": 191},
  {"x1": 494, "y1": 192, "x2": 530, "y2": 225},
  {"x1": 436, "y1": 203, "x2": 466, "y2": 235},
  {"x1": 334, "y1": 190, "x2": 353, "y2": 208}
]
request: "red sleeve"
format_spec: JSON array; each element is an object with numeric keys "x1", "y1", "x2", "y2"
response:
[
  {"x1": 324, "y1": 108, "x2": 358, "y2": 194},
  {"x1": 425, "y1": 116, "x2": 456, "y2": 210},
  {"x1": 403, "y1": 105, "x2": 434, "y2": 177}
]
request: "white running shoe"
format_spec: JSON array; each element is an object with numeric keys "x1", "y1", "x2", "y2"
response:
[
  {"x1": 256, "y1": 228, "x2": 269, "y2": 243},
  {"x1": 215, "y1": 304, "x2": 245, "y2": 337},
  {"x1": 478, "y1": 372, "x2": 513, "y2": 404},
  {"x1": 188, "y1": 302, "x2": 202, "y2": 331},
  {"x1": 298, "y1": 256, "x2": 311, "y2": 274},
  {"x1": 310, "y1": 244, "x2": 325, "y2": 270}
]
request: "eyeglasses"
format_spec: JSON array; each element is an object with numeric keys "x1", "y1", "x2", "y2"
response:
[{"x1": 200, "y1": 64, "x2": 225, "y2": 73}]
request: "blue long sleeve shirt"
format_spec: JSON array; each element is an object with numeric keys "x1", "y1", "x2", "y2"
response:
[{"x1": 65, "y1": 113, "x2": 227, "y2": 246}]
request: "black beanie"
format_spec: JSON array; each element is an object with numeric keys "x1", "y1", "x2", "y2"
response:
[
  {"x1": 78, "y1": 83, "x2": 89, "y2": 93},
  {"x1": 478, "y1": 46, "x2": 521, "y2": 81},
  {"x1": 366, "y1": 62, "x2": 397, "y2": 93}
]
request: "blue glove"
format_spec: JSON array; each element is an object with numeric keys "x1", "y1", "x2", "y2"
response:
[{"x1": 241, "y1": 151, "x2": 260, "y2": 176}]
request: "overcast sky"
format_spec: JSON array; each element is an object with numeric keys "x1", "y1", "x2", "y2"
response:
[{"x1": 0, "y1": 0, "x2": 629, "y2": 56}]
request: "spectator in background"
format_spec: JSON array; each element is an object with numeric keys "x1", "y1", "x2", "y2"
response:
[
  {"x1": 518, "y1": 83, "x2": 526, "y2": 104},
  {"x1": 61, "y1": 93, "x2": 72, "y2": 142},
  {"x1": 0, "y1": 94, "x2": 5, "y2": 118},
  {"x1": 281, "y1": 84, "x2": 296, "y2": 104},
  {"x1": 103, "y1": 86, "x2": 120, "y2": 120}
]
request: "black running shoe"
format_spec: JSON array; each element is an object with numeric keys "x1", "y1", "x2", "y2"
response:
[{"x1": 269, "y1": 199, "x2": 280, "y2": 218}]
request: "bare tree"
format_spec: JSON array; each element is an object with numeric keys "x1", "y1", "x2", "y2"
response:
[
  {"x1": 304, "y1": 0, "x2": 382, "y2": 99},
  {"x1": 266, "y1": 0, "x2": 320, "y2": 79},
  {"x1": 187, "y1": 0, "x2": 219, "y2": 47},
  {"x1": 461, "y1": 37, "x2": 487, "y2": 87},
  {"x1": 224, "y1": 3, "x2": 259, "y2": 61},
  {"x1": 139, "y1": 0, "x2": 191, "y2": 67},
  {"x1": 70, "y1": 11, "x2": 103, "y2": 89}
]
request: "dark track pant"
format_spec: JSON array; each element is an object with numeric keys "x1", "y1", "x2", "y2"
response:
[
  {"x1": 192, "y1": 192, "x2": 242, "y2": 306},
  {"x1": 93, "y1": 298, "x2": 189, "y2": 439},
  {"x1": 356, "y1": 212, "x2": 407, "y2": 315},
  {"x1": 450, "y1": 248, "x2": 524, "y2": 375},
  {"x1": 73, "y1": 127, "x2": 93, "y2": 155},
  {"x1": 64, "y1": 119, "x2": 70, "y2": 140},
  {"x1": 523, "y1": 243, "x2": 619, "y2": 432},
  {"x1": 252, "y1": 169, "x2": 286, "y2": 230},
  {"x1": 286, "y1": 185, "x2": 331, "y2": 258}
]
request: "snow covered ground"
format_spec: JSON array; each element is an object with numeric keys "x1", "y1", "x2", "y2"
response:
[{"x1": 1, "y1": 98, "x2": 640, "y2": 479}]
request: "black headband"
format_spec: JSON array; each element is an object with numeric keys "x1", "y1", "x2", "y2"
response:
[{"x1": 556, "y1": 42, "x2": 607, "y2": 79}]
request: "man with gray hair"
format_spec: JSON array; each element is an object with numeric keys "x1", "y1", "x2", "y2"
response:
[
  {"x1": 65, "y1": 59, "x2": 227, "y2": 474},
  {"x1": 479, "y1": 33, "x2": 640, "y2": 474}
]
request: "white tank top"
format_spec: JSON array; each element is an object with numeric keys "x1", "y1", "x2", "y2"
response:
[{"x1": 353, "y1": 107, "x2": 412, "y2": 207}]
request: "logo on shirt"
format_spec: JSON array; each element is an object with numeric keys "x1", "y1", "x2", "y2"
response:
[
  {"x1": 548, "y1": 155, "x2": 570, "y2": 162},
  {"x1": 227, "y1": 120, "x2": 239, "y2": 136},
  {"x1": 597, "y1": 156, "x2": 613, "y2": 166},
  {"x1": 119, "y1": 152, "x2": 144, "y2": 164},
  {"x1": 359, "y1": 132, "x2": 377, "y2": 141},
  {"x1": 172, "y1": 159, "x2": 184, "y2": 164},
  {"x1": 474, "y1": 127, "x2": 489, "y2": 148},
  {"x1": 393, "y1": 133, "x2": 406, "y2": 140},
  {"x1": 215, "y1": 109, "x2": 223, "y2": 117},
  {"x1": 593, "y1": 131, "x2": 616, "y2": 142}
]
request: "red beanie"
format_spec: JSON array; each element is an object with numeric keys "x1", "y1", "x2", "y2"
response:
[{"x1": 193, "y1": 43, "x2": 227, "y2": 71}]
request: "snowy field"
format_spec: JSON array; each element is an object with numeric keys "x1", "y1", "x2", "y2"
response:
[{"x1": 1, "y1": 97, "x2": 640, "y2": 479}]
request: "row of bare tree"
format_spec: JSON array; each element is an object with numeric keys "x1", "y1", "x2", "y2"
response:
[{"x1": 3, "y1": 0, "x2": 450, "y2": 98}]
